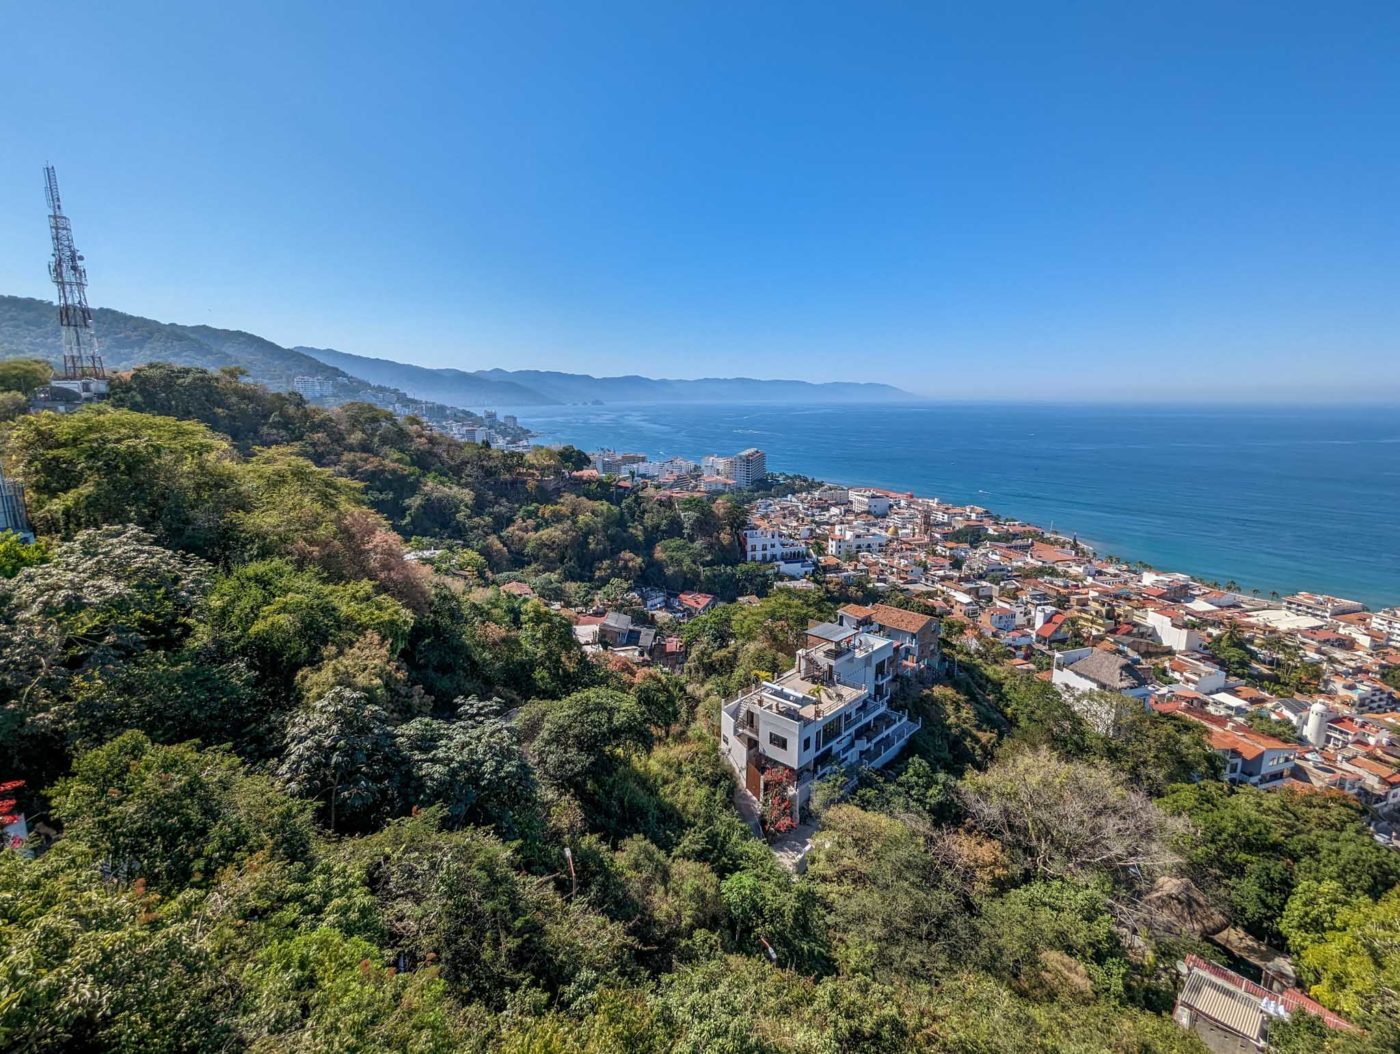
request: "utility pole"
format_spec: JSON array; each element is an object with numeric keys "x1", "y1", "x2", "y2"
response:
[{"x1": 44, "y1": 165, "x2": 107, "y2": 395}]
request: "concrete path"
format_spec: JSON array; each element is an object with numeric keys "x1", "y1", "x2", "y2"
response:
[
  {"x1": 732, "y1": 785, "x2": 763, "y2": 838},
  {"x1": 770, "y1": 821, "x2": 818, "y2": 873}
]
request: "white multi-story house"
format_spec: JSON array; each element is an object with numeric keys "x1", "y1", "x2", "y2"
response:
[
  {"x1": 720, "y1": 626, "x2": 918, "y2": 815},
  {"x1": 828, "y1": 523, "x2": 888, "y2": 558},
  {"x1": 742, "y1": 525, "x2": 812, "y2": 577},
  {"x1": 702, "y1": 454, "x2": 736, "y2": 479},
  {"x1": 850, "y1": 490, "x2": 891, "y2": 516},
  {"x1": 292, "y1": 375, "x2": 335, "y2": 399},
  {"x1": 1166, "y1": 653, "x2": 1228, "y2": 695},
  {"x1": 1145, "y1": 609, "x2": 1203, "y2": 653},
  {"x1": 1371, "y1": 608, "x2": 1400, "y2": 648}
]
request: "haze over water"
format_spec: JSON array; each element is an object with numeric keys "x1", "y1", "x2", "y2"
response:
[{"x1": 511, "y1": 401, "x2": 1400, "y2": 610}]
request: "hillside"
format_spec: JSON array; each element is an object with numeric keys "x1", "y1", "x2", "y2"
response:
[
  {"x1": 295, "y1": 345, "x2": 558, "y2": 406},
  {"x1": 2, "y1": 295, "x2": 916, "y2": 412},
  {"x1": 0, "y1": 296, "x2": 510, "y2": 434},
  {"x1": 302, "y1": 345, "x2": 915, "y2": 406},
  {"x1": 0, "y1": 295, "x2": 344, "y2": 390}
]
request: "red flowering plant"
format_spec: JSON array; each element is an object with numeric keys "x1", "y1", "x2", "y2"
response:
[
  {"x1": 0, "y1": 780, "x2": 25, "y2": 849},
  {"x1": 759, "y1": 764, "x2": 797, "y2": 838}
]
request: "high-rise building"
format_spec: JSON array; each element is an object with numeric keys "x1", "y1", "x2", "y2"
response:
[{"x1": 732, "y1": 448, "x2": 767, "y2": 488}]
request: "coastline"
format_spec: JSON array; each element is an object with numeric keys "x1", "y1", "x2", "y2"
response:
[{"x1": 513, "y1": 400, "x2": 1400, "y2": 611}]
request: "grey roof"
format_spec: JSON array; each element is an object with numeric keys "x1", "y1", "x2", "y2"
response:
[
  {"x1": 806, "y1": 622, "x2": 857, "y2": 644},
  {"x1": 602, "y1": 611, "x2": 632, "y2": 631},
  {"x1": 1067, "y1": 651, "x2": 1147, "y2": 691}
]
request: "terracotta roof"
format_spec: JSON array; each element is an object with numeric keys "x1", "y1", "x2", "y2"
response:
[{"x1": 868, "y1": 603, "x2": 934, "y2": 635}]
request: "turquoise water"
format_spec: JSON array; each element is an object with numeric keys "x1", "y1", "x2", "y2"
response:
[{"x1": 506, "y1": 402, "x2": 1400, "y2": 609}]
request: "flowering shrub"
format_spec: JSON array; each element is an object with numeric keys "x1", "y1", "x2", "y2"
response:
[
  {"x1": 0, "y1": 779, "x2": 25, "y2": 849},
  {"x1": 759, "y1": 764, "x2": 797, "y2": 837}
]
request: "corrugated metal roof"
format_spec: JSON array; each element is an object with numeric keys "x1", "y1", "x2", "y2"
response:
[{"x1": 1179, "y1": 971, "x2": 1267, "y2": 1042}]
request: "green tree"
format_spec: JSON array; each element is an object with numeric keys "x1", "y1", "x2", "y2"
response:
[
  {"x1": 0, "y1": 840, "x2": 234, "y2": 1053},
  {"x1": 0, "y1": 356, "x2": 53, "y2": 394},
  {"x1": 730, "y1": 590, "x2": 834, "y2": 654},
  {"x1": 277, "y1": 688, "x2": 405, "y2": 832},
  {"x1": 237, "y1": 927, "x2": 463, "y2": 1053},
  {"x1": 0, "y1": 529, "x2": 48, "y2": 579},
  {"x1": 1296, "y1": 887, "x2": 1400, "y2": 1025},
  {"x1": 202, "y1": 558, "x2": 412, "y2": 685},
  {"x1": 49, "y1": 731, "x2": 312, "y2": 889},
  {"x1": 396, "y1": 698, "x2": 538, "y2": 836},
  {"x1": 4, "y1": 406, "x2": 247, "y2": 556},
  {"x1": 529, "y1": 687, "x2": 652, "y2": 793},
  {"x1": 806, "y1": 805, "x2": 972, "y2": 978}
]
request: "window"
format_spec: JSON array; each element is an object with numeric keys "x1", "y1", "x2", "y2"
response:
[
  {"x1": 802, "y1": 737, "x2": 811, "y2": 752},
  {"x1": 768, "y1": 732, "x2": 789, "y2": 750}
]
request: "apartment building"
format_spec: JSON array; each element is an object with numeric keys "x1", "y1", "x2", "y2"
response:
[
  {"x1": 732, "y1": 448, "x2": 767, "y2": 488},
  {"x1": 849, "y1": 490, "x2": 891, "y2": 516},
  {"x1": 1371, "y1": 607, "x2": 1400, "y2": 648},
  {"x1": 720, "y1": 625, "x2": 919, "y2": 814},
  {"x1": 0, "y1": 470, "x2": 33, "y2": 542},
  {"x1": 1283, "y1": 592, "x2": 1366, "y2": 620},
  {"x1": 828, "y1": 522, "x2": 888, "y2": 558}
]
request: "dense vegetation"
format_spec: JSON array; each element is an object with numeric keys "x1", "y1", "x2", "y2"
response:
[{"x1": 1, "y1": 367, "x2": 1395, "y2": 1053}]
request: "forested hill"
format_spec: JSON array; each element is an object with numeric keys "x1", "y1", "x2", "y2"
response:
[
  {"x1": 301, "y1": 344, "x2": 915, "y2": 406},
  {"x1": 0, "y1": 366, "x2": 1393, "y2": 1053},
  {"x1": 0, "y1": 294, "x2": 915, "y2": 412},
  {"x1": 0, "y1": 294, "x2": 343, "y2": 388}
]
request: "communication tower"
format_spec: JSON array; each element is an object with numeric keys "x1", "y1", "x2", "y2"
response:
[{"x1": 44, "y1": 164, "x2": 107, "y2": 396}]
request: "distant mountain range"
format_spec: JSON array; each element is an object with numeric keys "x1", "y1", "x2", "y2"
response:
[
  {"x1": 0, "y1": 295, "x2": 915, "y2": 408},
  {"x1": 298, "y1": 345, "x2": 911, "y2": 406}
]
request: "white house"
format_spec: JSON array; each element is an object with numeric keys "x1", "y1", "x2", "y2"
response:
[
  {"x1": 720, "y1": 626, "x2": 918, "y2": 815},
  {"x1": 1052, "y1": 648, "x2": 1153, "y2": 731},
  {"x1": 1145, "y1": 609, "x2": 1203, "y2": 653},
  {"x1": 743, "y1": 525, "x2": 810, "y2": 565},
  {"x1": 828, "y1": 523, "x2": 888, "y2": 558}
]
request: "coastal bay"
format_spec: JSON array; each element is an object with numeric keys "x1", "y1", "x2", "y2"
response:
[{"x1": 511, "y1": 401, "x2": 1400, "y2": 608}]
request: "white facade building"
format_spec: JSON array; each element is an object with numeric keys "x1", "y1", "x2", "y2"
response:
[
  {"x1": 850, "y1": 490, "x2": 891, "y2": 516},
  {"x1": 1283, "y1": 592, "x2": 1366, "y2": 620},
  {"x1": 1371, "y1": 608, "x2": 1400, "y2": 648},
  {"x1": 720, "y1": 627, "x2": 918, "y2": 812},
  {"x1": 1145, "y1": 609, "x2": 1203, "y2": 653},
  {"x1": 733, "y1": 448, "x2": 767, "y2": 488},
  {"x1": 828, "y1": 523, "x2": 888, "y2": 558},
  {"x1": 292, "y1": 375, "x2": 335, "y2": 399}
]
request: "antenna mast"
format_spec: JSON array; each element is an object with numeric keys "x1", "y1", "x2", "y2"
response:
[{"x1": 45, "y1": 165, "x2": 105, "y2": 381}]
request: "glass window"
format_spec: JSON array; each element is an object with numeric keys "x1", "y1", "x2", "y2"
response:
[{"x1": 768, "y1": 732, "x2": 789, "y2": 750}]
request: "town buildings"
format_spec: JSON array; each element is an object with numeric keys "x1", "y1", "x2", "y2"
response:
[{"x1": 292, "y1": 375, "x2": 336, "y2": 399}]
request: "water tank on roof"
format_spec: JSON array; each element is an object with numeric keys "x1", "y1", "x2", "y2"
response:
[{"x1": 1305, "y1": 702, "x2": 1331, "y2": 748}]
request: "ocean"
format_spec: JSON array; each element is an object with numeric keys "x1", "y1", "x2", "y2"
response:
[{"x1": 504, "y1": 402, "x2": 1400, "y2": 610}]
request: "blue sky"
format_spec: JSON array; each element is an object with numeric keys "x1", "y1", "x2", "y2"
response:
[{"x1": 1, "y1": 2, "x2": 1397, "y2": 400}]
